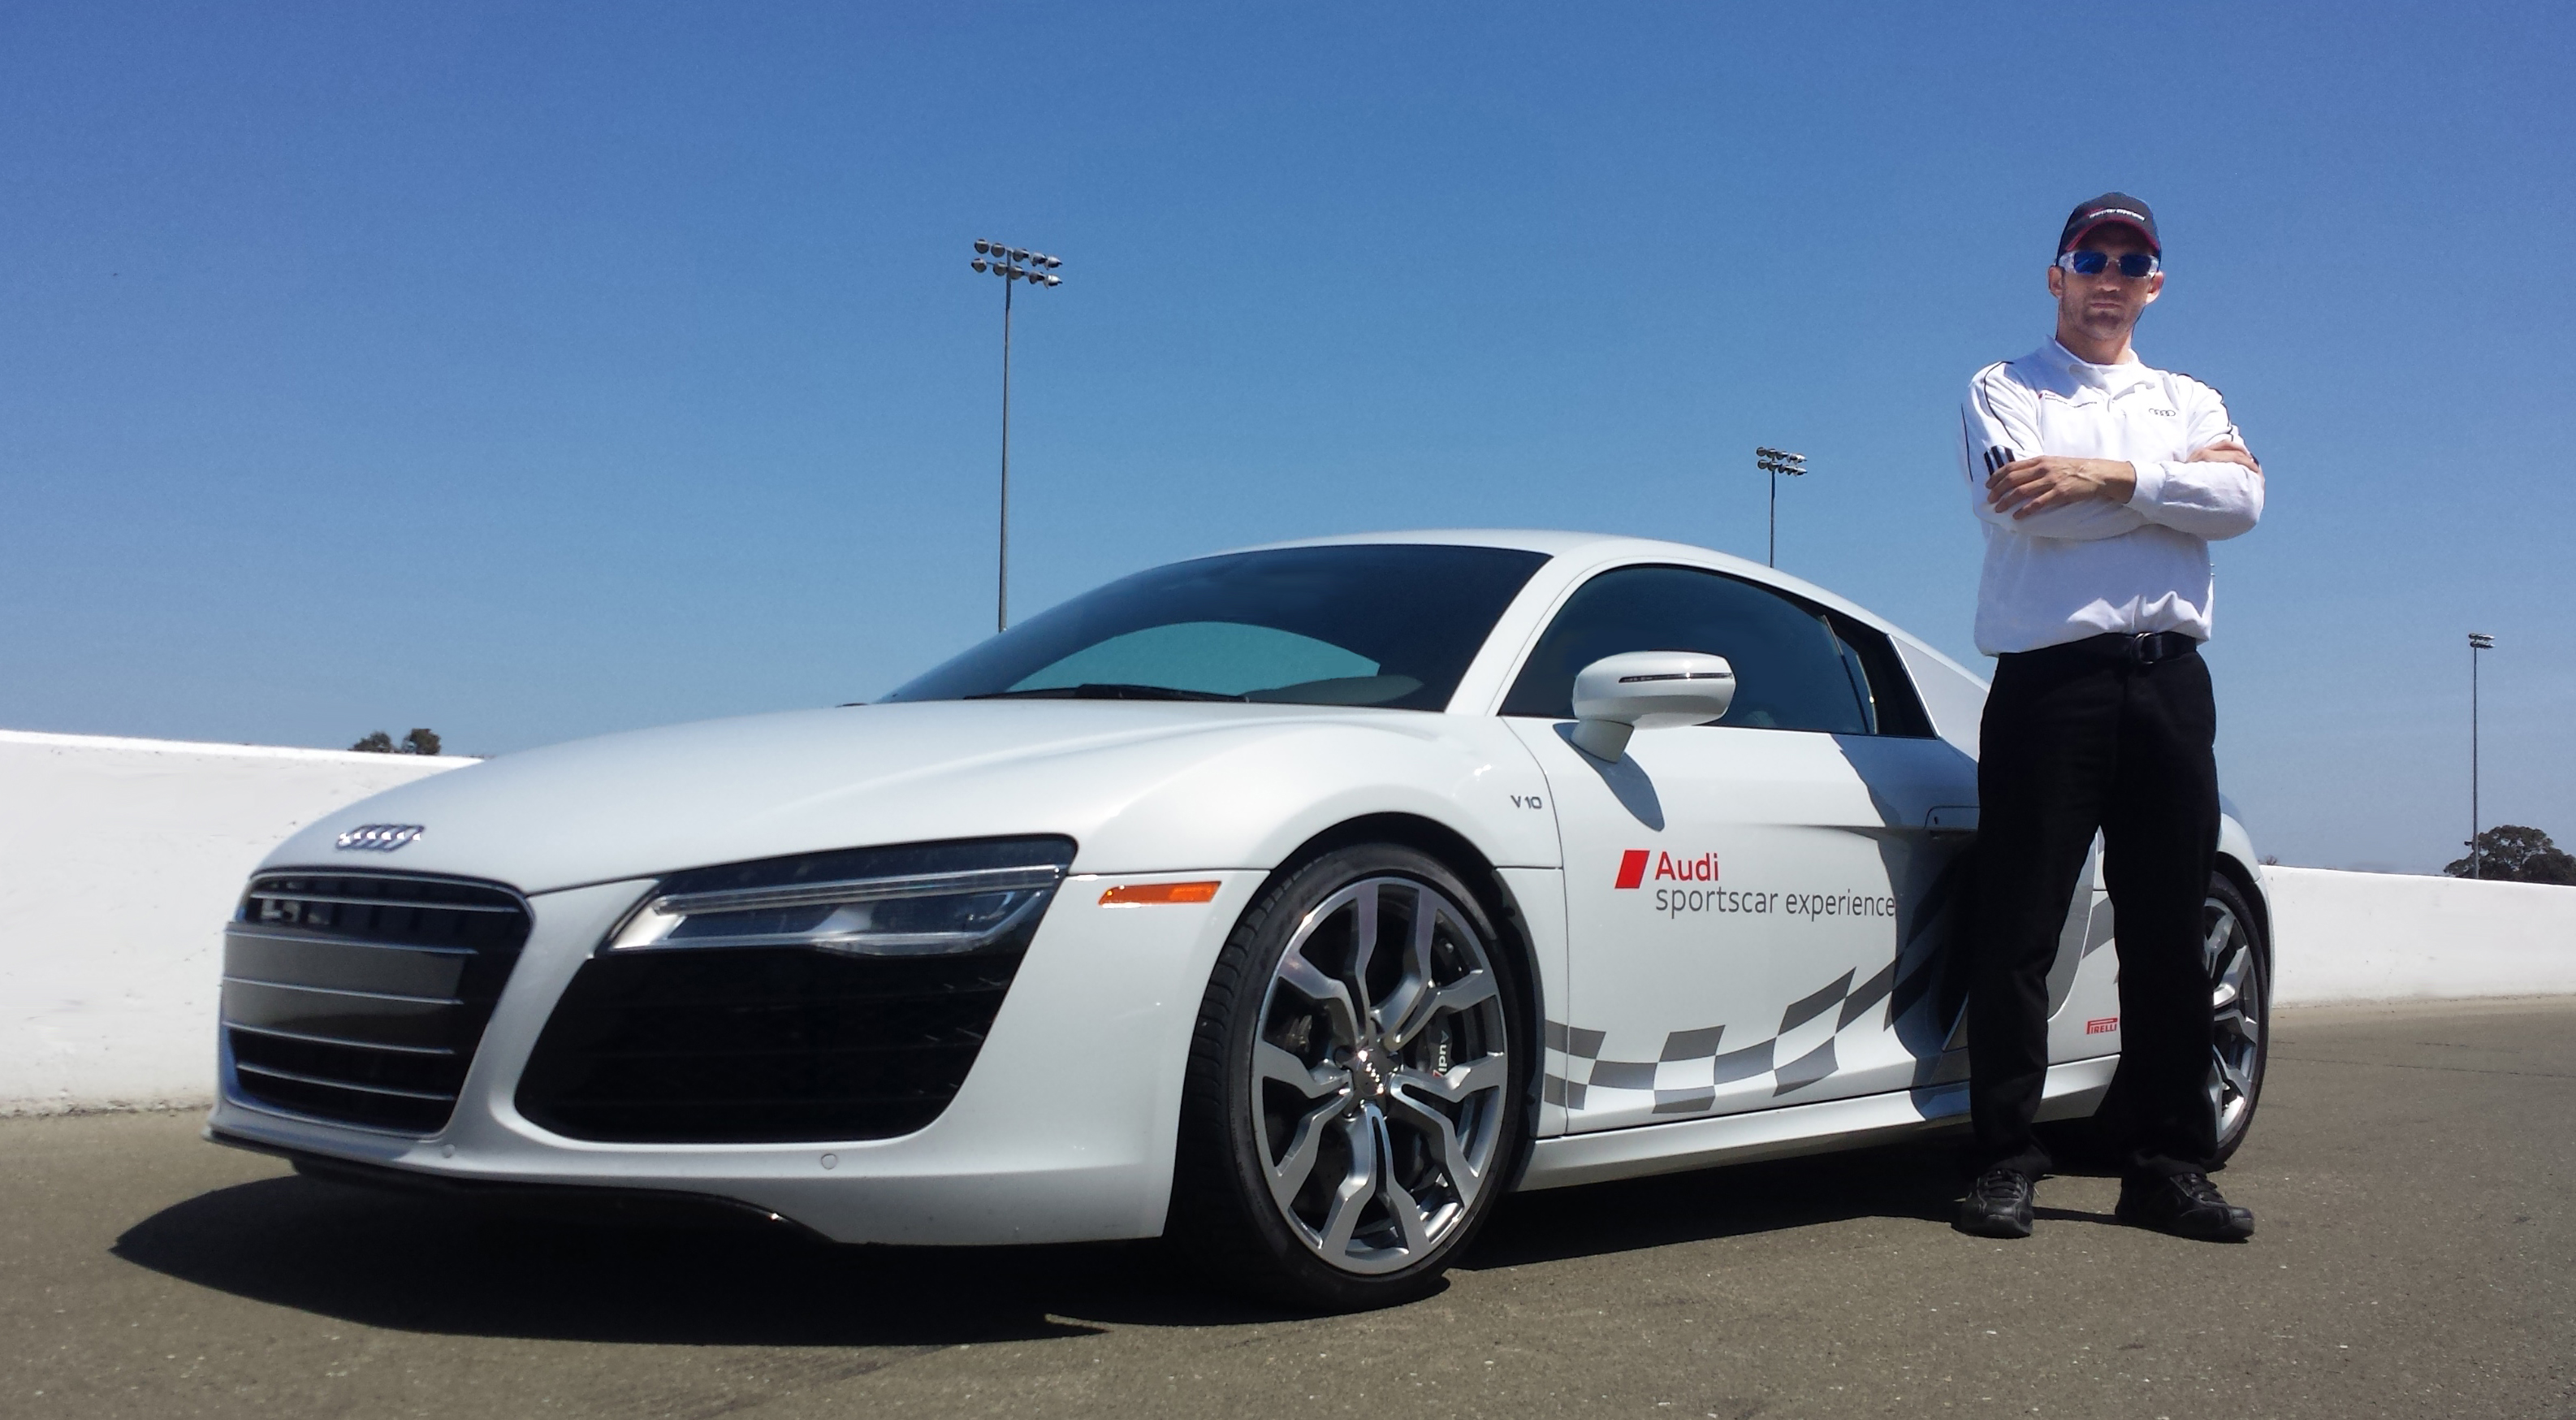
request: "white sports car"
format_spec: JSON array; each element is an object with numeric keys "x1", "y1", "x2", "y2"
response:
[{"x1": 207, "y1": 530, "x2": 2271, "y2": 1308}]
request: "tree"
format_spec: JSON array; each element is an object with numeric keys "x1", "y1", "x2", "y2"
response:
[
  {"x1": 2443, "y1": 825, "x2": 2576, "y2": 885},
  {"x1": 349, "y1": 729, "x2": 442, "y2": 756}
]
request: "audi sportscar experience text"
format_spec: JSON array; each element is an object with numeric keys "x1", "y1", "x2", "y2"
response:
[{"x1": 206, "y1": 531, "x2": 2273, "y2": 1308}]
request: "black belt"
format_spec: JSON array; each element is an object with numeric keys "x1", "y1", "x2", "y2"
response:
[{"x1": 2015, "y1": 631, "x2": 2202, "y2": 665}]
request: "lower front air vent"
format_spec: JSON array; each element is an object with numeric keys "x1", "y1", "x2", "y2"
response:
[
  {"x1": 222, "y1": 872, "x2": 531, "y2": 1134},
  {"x1": 513, "y1": 945, "x2": 1030, "y2": 1144}
]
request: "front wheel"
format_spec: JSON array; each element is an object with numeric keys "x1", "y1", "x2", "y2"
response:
[{"x1": 1169, "y1": 844, "x2": 1528, "y2": 1310}]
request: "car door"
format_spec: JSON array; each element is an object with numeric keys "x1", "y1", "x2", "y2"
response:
[{"x1": 1499, "y1": 565, "x2": 1978, "y2": 1132}]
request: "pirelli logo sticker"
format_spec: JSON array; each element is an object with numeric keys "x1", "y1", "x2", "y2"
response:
[{"x1": 2086, "y1": 1016, "x2": 2120, "y2": 1035}]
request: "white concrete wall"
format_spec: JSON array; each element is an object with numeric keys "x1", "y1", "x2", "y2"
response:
[
  {"x1": 2263, "y1": 864, "x2": 2576, "y2": 1005},
  {"x1": 3, "y1": 731, "x2": 2571, "y2": 1112},
  {"x1": 0, "y1": 730, "x2": 469, "y2": 1115}
]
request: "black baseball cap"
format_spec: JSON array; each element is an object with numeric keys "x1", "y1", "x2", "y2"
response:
[{"x1": 2058, "y1": 193, "x2": 2160, "y2": 255}]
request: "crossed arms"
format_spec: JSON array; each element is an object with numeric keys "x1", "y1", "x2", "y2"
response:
[{"x1": 1961, "y1": 366, "x2": 2266, "y2": 542}]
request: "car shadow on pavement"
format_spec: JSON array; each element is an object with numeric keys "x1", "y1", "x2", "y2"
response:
[
  {"x1": 115, "y1": 1136, "x2": 2031, "y2": 1344},
  {"x1": 112, "y1": 1171, "x2": 1271, "y2": 1346},
  {"x1": 1461, "y1": 1136, "x2": 1976, "y2": 1271}
]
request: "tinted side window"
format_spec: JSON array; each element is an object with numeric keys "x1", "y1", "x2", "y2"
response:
[{"x1": 1501, "y1": 565, "x2": 1873, "y2": 734}]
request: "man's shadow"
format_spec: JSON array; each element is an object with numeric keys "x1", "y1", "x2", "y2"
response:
[{"x1": 111, "y1": 1135, "x2": 2118, "y2": 1344}]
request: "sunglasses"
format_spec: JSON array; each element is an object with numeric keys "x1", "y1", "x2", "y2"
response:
[{"x1": 2056, "y1": 249, "x2": 2161, "y2": 279}]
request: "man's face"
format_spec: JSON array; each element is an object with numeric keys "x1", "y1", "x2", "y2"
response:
[{"x1": 2047, "y1": 223, "x2": 2163, "y2": 345}]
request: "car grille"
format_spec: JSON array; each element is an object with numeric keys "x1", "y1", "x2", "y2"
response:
[
  {"x1": 513, "y1": 946, "x2": 1028, "y2": 1144},
  {"x1": 221, "y1": 872, "x2": 532, "y2": 1134}
]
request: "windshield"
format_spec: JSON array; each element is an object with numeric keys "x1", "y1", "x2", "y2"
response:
[{"x1": 882, "y1": 544, "x2": 1551, "y2": 711}]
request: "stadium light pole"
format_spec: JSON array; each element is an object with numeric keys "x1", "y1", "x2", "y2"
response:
[
  {"x1": 969, "y1": 239, "x2": 1064, "y2": 631},
  {"x1": 2468, "y1": 631, "x2": 2495, "y2": 877},
  {"x1": 1755, "y1": 447, "x2": 1807, "y2": 568}
]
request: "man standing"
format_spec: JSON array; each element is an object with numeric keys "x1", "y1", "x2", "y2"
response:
[{"x1": 1953, "y1": 193, "x2": 2265, "y2": 1241}]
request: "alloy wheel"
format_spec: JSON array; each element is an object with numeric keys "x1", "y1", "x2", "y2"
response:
[
  {"x1": 1249, "y1": 876, "x2": 1511, "y2": 1275},
  {"x1": 2206, "y1": 890, "x2": 2266, "y2": 1148}
]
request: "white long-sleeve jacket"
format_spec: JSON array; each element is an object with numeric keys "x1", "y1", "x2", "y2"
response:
[{"x1": 1959, "y1": 339, "x2": 2264, "y2": 655}]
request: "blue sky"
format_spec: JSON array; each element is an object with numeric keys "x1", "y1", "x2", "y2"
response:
[{"x1": 3, "y1": 2, "x2": 2568, "y2": 872}]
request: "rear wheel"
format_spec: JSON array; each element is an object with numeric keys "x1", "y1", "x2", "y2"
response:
[
  {"x1": 2043, "y1": 870, "x2": 2271, "y2": 1167},
  {"x1": 1170, "y1": 844, "x2": 1528, "y2": 1310},
  {"x1": 2206, "y1": 874, "x2": 2269, "y2": 1162}
]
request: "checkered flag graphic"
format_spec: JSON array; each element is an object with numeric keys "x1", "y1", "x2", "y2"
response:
[{"x1": 1541, "y1": 856, "x2": 1981, "y2": 1118}]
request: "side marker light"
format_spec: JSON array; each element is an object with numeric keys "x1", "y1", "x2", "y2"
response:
[{"x1": 1100, "y1": 881, "x2": 1221, "y2": 907}]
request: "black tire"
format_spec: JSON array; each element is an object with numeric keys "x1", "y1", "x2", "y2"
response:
[{"x1": 1169, "y1": 843, "x2": 1530, "y2": 1311}]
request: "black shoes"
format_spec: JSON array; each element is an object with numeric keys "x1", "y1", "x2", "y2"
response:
[
  {"x1": 1955, "y1": 1167, "x2": 2035, "y2": 1239},
  {"x1": 1956, "y1": 1167, "x2": 2254, "y2": 1241},
  {"x1": 2116, "y1": 1171, "x2": 2255, "y2": 1241}
]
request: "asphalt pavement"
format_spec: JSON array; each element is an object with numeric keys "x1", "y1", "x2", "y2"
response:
[{"x1": 6, "y1": 998, "x2": 2570, "y2": 1419}]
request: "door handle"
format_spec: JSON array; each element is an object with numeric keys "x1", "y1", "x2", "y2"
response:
[{"x1": 1926, "y1": 805, "x2": 1979, "y2": 834}]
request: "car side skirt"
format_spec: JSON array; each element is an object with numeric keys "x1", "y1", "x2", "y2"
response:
[{"x1": 1516, "y1": 1056, "x2": 2116, "y2": 1192}]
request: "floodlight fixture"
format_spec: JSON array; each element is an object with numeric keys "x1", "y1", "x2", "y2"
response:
[
  {"x1": 966, "y1": 238, "x2": 1067, "y2": 631},
  {"x1": 2468, "y1": 631, "x2": 2497, "y2": 877},
  {"x1": 1754, "y1": 448, "x2": 1810, "y2": 567}
]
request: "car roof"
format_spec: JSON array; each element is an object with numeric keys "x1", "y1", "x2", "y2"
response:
[
  {"x1": 1225, "y1": 527, "x2": 1862, "y2": 619},
  {"x1": 1231, "y1": 526, "x2": 1695, "y2": 561},
  {"x1": 1234, "y1": 526, "x2": 1813, "y2": 579}
]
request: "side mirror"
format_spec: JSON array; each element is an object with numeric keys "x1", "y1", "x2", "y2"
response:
[{"x1": 1569, "y1": 651, "x2": 1736, "y2": 761}]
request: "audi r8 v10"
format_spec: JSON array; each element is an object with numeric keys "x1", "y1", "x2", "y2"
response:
[{"x1": 206, "y1": 530, "x2": 2272, "y2": 1308}]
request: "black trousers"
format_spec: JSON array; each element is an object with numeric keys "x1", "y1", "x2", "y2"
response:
[{"x1": 1969, "y1": 635, "x2": 2221, "y2": 1180}]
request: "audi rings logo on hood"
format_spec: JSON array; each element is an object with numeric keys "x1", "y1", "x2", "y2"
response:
[{"x1": 335, "y1": 824, "x2": 425, "y2": 852}]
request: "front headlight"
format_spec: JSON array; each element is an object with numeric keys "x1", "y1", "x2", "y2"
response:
[{"x1": 604, "y1": 836, "x2": 1076, "y2": 958}]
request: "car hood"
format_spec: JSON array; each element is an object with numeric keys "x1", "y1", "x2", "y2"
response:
[{"x1": 264, "y1": 699, "x2": 1479, "y2": 894}]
